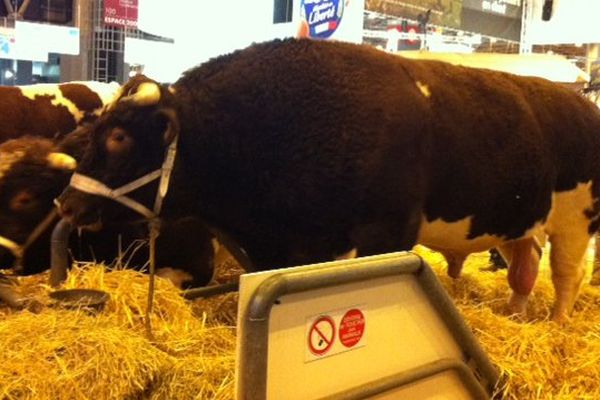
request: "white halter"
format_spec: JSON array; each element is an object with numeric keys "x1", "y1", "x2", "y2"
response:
[
  {"x1": 65, "y1": 135, "x2": 178, "y2": 219},
  {"x1": 59, "y1": 133, "x2": 178, "y2": 340}
]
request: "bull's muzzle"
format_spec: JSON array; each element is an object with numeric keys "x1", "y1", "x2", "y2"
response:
[{"x1": 55, "y1": 187, "x2": 101, "y2": 228}]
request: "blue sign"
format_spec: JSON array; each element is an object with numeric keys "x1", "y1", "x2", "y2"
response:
[{"x1": 300, "y1": 0, "x2": 344, "y2": 40}]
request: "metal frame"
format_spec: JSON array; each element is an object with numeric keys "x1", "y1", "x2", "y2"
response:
[
  {"x1": 321, "y1": 358, "x2": 490, "y2": 400},
  {"x1": 237, "y1": 252, "x2": 499, "y2": 400}
]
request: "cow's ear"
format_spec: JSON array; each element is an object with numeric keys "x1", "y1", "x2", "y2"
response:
[{"x1": 156, "y1": 108, "x2": 179, "y2": 145}]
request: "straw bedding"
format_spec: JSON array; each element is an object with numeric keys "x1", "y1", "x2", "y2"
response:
[
  {"x1": 1, "y1": 244, "x2": 599, "y2": 399},
  {"x1": 0, "y1": 264, "x2": 237, "y2": 400}
]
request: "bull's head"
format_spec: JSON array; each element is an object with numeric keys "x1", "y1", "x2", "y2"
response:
[
  {"x1": 0, "y1": 137, "x2": 76, "y2": 271},
  {"x1": 56, "y1": 75, "x2": 179, "y2": 228}
]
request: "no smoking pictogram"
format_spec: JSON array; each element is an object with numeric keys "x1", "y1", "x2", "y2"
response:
[{"x1": 308, "y1": 315, "x2": 335, "y2": 356}]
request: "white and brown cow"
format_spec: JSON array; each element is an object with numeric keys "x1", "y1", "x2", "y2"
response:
[
  {"x1": 57, "y1": 38, "x2": 600, "y2": 322},
  {"x1": 0, "y1": 81, "x2": 119, "y2": 142}
]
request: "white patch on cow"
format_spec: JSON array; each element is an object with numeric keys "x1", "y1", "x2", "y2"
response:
[
  {"x1": 415, "y1": 81, "x2": 431, "y2": 98},
  {"x1": 19, "y1": 81, "x2": 119, "y2": 121},
  {"x1": 74, "y1": 81, "x2": 121, "y2": 105},
  {"x1": 0, "y1": 150, "x2": 25, "y2": 179},
  {"x1": 156, "y1": 267, "x2": 193, "y2": 289},
  {"x1": 546, "y1": 181, "x2": 595, "y2": 238},
  {"x1": 417, "y1": 215, "x2": 502, "y2": 254},
  {"x1": 417, "y1": 214, "x2": 545, "y2": 256},
  {"x1": 19, "y1": 84, "x2": 83, "y2": 122}
]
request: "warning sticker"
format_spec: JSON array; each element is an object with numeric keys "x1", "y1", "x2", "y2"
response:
[
  {"x1": 305, "y1": 305, "x2": 367, "y2": 362},
  {"x1": 339, "y1": 308, "x2": 366, "y2": 348},
  {"x1": 308, "y1": 316, "x2": 336, "y2": 356}
]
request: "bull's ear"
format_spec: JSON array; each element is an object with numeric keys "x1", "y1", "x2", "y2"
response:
[
  {"x1": 156, "y1": 108, "x2": 179, "y2": 145},
  {"x1": 47, "y1": 152, "x2": 77, "y2": 171}
]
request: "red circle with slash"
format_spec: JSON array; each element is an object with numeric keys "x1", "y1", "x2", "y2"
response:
[{"x1": 308, "y1": 315, "x2": 336, "y2": 356}]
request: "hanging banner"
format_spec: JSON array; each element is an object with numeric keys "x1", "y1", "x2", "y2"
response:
[
  {"x1": 365, "y1": 0, "x2": 462, "y2": 29},
  {"x1": 104, "y1": 0, "x2": 138, "y2": 28},
  {"x1": 298, "y1": 0, "x2": 345, "y2": 39},
  {"x1": 296, "y1": 0, "x2": 364, "y2": 43}
]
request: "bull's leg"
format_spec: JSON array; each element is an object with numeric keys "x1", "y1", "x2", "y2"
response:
[
  {"x1": 439, "y1": 251, "x2": 467, "y2": 279},
  {"x1": 548, "y1": 233, "x2": 590, "y2": 323},
  {"x1": 498, "y1": 238, "x2": 540, "y2": 316}
]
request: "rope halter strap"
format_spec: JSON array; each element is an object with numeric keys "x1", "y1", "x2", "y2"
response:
[
  {"x1": 0, "y1": 207, "x2": 59, "y2": 271},
  {"x1": 66, "y1": 135, "x2": 178, "y2": 220},
  {"x1": 0, "y1": 236, "x2": 22, "y2": 260}
]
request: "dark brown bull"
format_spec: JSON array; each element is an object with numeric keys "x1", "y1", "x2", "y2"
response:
[{"x1": 57, "y1": 38, "x2": 600, "y2": 322}]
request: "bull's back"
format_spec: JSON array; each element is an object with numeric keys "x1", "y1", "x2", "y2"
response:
[
  {"x1": 176, "y1": 39, "x2": 434, "y2": 230},
  {"x1": 409, "y1": 58, "x2": 600, "y2": 247}
]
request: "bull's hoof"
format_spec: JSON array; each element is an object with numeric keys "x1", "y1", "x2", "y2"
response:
[
  {"x1": 550, "y1": 310, "x2": 571, "y2": 325},
  {"x1": 157, "y1": 267, "x2": 194, "y2": 289},
  {"x1": 506, "y1": 292, "x2": 528, "y2": 318}
]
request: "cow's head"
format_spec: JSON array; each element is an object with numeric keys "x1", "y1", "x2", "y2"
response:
[
  {"x1": 57, "y1": 75, "x2": 179, "y2": 228},
  {"x1": 0, "y1": 137, "x2": 76, "y2": 269}
]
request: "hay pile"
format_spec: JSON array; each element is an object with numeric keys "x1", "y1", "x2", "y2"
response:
[
  {"x1": 2, "y1": 244, "x2": 600, "y2": 399},
  {"x1": 0, "y1": 265, "x2": 236, "y2": 400},
  {"x1": 414, "y1": 245, "x2": 600, "y2": 400}
]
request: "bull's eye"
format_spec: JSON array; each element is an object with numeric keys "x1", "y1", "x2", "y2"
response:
[
  {"x1": 9, "y1": 191, "x2": 35, "y2": 212},
  {"x1": 106, "y1": 127, "x2": 133, "y2": 154}
]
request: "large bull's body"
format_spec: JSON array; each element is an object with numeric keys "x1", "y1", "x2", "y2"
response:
[{"x1": 58, "y1": 39, "x2": 600, "y2": 321}]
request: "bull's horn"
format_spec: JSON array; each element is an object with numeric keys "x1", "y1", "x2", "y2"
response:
[
  {"x1": 47, "y1": 153, "x2": 77, "y2": 171},
  {"x1": 120, "y1": 82, "x2": 161, "y2": 106}
]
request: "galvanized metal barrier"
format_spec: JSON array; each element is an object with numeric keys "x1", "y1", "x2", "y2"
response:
[{"x1": 236, "y1": 252, "x2": 498, "y2": 400}]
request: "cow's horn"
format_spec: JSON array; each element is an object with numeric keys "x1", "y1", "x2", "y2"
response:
[
  {"x1": 120, "y1": 82, "x2": 161, "y2": 106},
  {"x1": 47, "y1": 153, "x2": 77, "y2": 171}
]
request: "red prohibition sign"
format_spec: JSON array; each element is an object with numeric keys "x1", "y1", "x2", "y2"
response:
[{"x1": 308, "y1": 315, "x2": 335, "y2": 356}]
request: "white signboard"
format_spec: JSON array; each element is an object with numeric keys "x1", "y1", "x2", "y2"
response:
[
  {"x1": 0, "y1": 26, "x2": 47, "y2": 62},
  {"x1": 124, "y1": 37, "x2": 178, "y2": 82},
  {"x1": 15, "y1": 21, "x2": 79, "y2": 56},
  {"x1": 527, "y1": 0, "x2": 600, "y2": 45}
]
